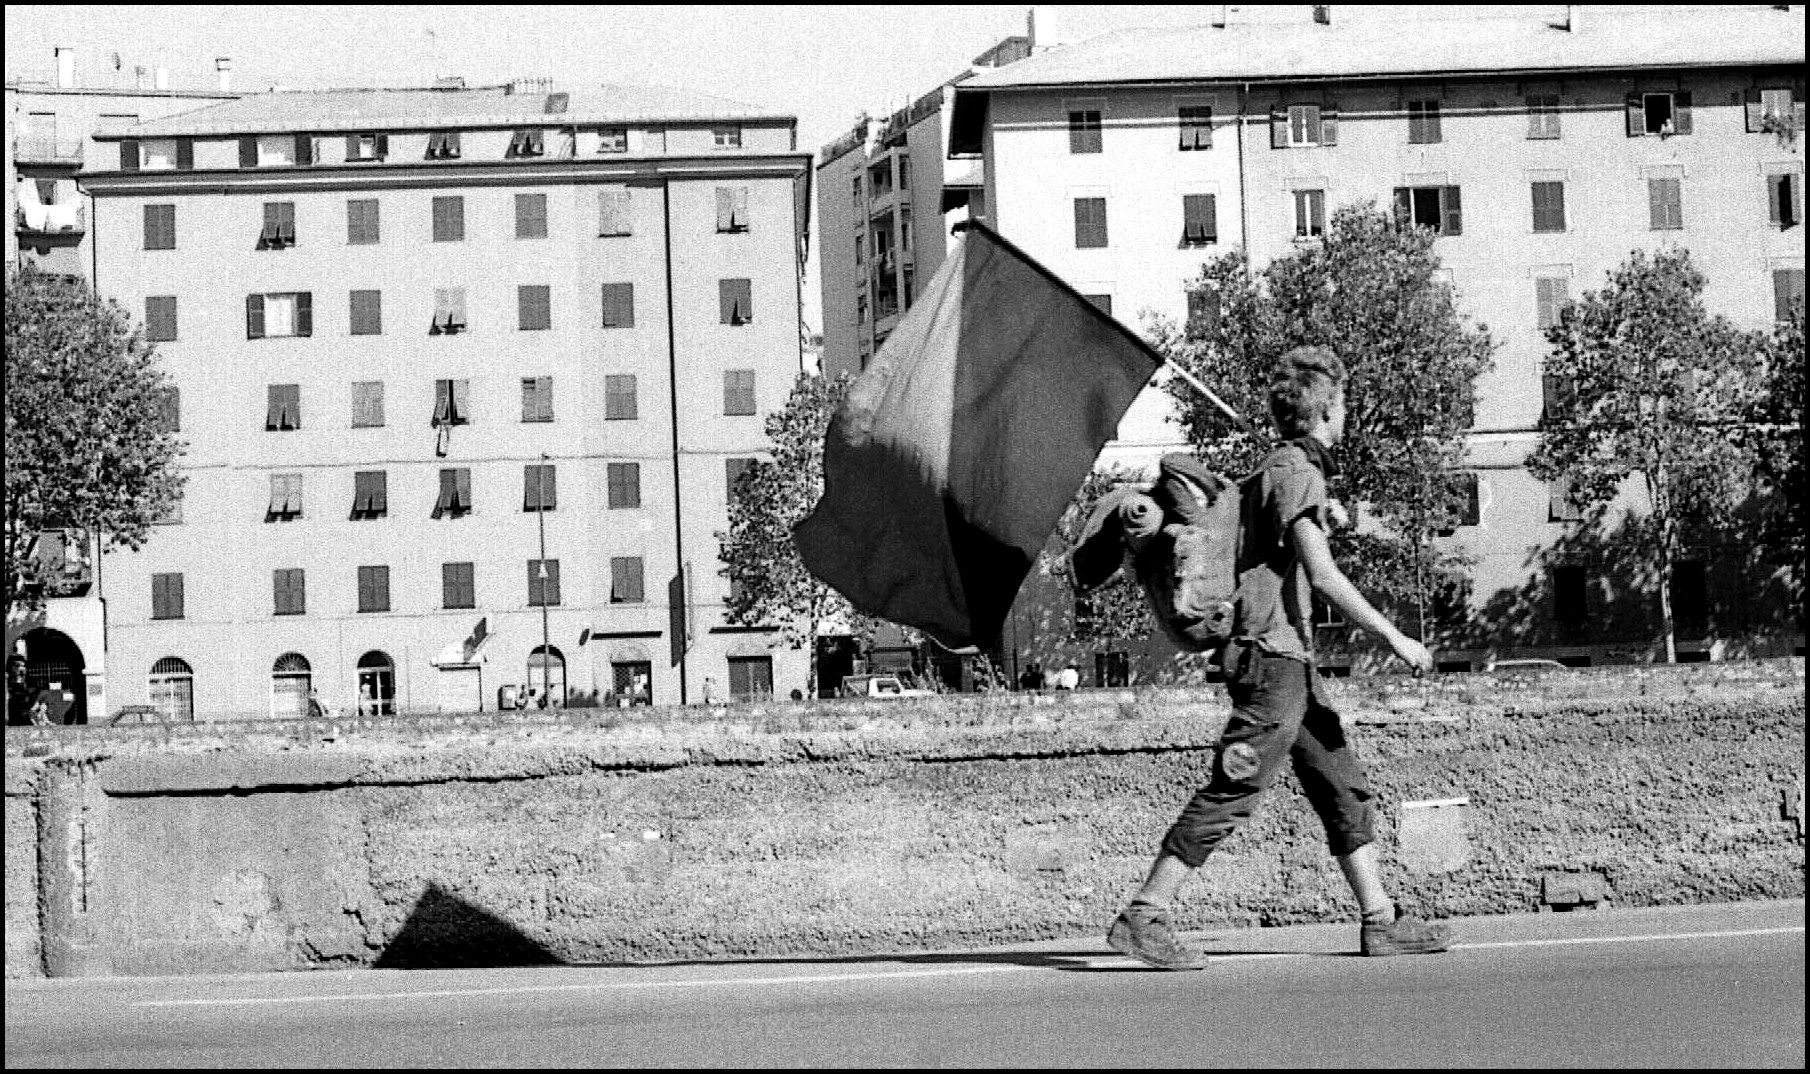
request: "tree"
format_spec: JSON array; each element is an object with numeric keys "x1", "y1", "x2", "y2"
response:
[
  {"x1": 1149, "y1": 203, "x2": 1494, "y2": 647},
  {"x1": 5, "y1": 268, "x2": 185, "y2": 613},
  {"x1": 1526, "y1": 248, "x2": 1765, "y2": 663},
  {"x1": 1746, "y1": 300, "x2": 1803, "y2": 625},
  {"x1": 717, "y1": 371, "x2": 884, "y2": 698}
]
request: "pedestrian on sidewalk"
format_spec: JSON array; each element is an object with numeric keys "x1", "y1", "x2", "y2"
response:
[
  {"x1": 1102, "y1": 345, "x2": 1449, "y2": 969},
  {"x1": 1053, "y1": 663, "x2": 1079, "y2": 690}
]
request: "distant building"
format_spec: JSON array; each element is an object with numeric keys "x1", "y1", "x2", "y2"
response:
[
  {"x1": 951, "y1": 4, "x2": 1804, "y2": 680},
  {"x1": 73, "y1": 80, "x2": 813, "y2": 718}
]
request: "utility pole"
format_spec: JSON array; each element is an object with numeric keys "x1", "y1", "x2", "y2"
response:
[{"x1": 537, "y1": 452, "x2": 551, "y2": 706}]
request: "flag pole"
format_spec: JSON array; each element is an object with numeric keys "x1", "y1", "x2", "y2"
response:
[{"x1": 1162, "y1": 357, "x2": 1247, "y2": 431}]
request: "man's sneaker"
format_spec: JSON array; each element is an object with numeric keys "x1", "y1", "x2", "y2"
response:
[
  {"x1": 1360, "y1": 904, "x2": 1452, "y2": 956},
  {"x1": 1107, "y1": 904, "x2": 1207, "y2": 970}
]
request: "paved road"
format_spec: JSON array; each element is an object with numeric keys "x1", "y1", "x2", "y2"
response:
[{"x1": 6, "y1": 900, "x2": 1802, "y2": 1068}]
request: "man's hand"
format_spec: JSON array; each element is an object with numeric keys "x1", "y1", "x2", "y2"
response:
[{"x1": 1390, "y1": 634, "x2": 1434, "y2": 676}]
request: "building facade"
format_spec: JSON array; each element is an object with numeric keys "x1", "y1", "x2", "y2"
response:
[
  {"x1": 951, "y1": 5, "x2": 1804, "y2": 681},
  {"x1": 75, "y1": 82, "x2": 814, "y2": 719}
]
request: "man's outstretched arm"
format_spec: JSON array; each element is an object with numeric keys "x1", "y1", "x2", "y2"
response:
[{"x1": 1291, "y1": 516, "x2": 1433, "y2": 673}]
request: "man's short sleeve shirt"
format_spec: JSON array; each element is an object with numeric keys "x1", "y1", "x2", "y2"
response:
[{"x1": 1234, "y1": 442, "x2": 1329, "y2": 661}]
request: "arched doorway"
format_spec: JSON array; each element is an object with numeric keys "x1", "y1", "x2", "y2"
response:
[
  {"x1": 526, "y1": 644, "x2": 565, "y2": 708},
  {"x1": 20, "y1": 627, "x2": 86, "y2": 725},
  {"x1": 356, "y1": 650, "x2": 395, "y2": 715},
  {"x1": 148, "y1": 657, "x2": 194, "y2": 722},
  {"x1": 271, "y1": 652, "x2": 312, "y2": 719}
]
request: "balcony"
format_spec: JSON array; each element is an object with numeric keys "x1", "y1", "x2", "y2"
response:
[
  {"x1": 13, "y1": 136, "x2": 85, "y2": 168},
  {"x1": 15, "y1": 202, "x2": 86, "y2": 241}
]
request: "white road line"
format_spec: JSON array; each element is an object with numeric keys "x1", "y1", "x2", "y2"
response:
[{"x1": 130, "y1": 925, "x2": 1805, "y2": 1010}]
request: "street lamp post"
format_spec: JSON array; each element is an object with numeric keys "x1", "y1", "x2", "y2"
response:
[{"x1": 537, "y1": 453, "x2": 551, "y2": 707}]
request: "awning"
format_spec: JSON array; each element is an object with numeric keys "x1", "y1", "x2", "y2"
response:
[{"x1": 432, "y1": 617, "x2": 493, "y2": 667}]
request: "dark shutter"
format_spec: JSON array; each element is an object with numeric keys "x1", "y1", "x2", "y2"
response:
[
  {"x1": 1270, "y1": 107, "x2": 1288, "y2": 148},
  {"x1": 294, "y1": 133, "x2": 314, "y2": 164},
  {"x1": 120, "y1": 139, "x2": 140, "y2": 171},
  {"x1": 246, "y1": 294, "x2": 265, "y2": 339},
  {"x1": 1671, "y1": 91, "x2": 1691, "y2": 134},
  {"x1": 239, "y1": 136, "x2": 258, "y2": 167},
  {"x1": 346, "y1": 135, "x2": 360, "y2": 160},
  {"x1": 1626, "y1": 94, "x2": 1645, "y2": 136},
  {"x1": 1440, "y1": 186, "x2": 1463, "y2": 235},
  {"x1": 175, "y1": 137, "x2": 193, "y2": 170},
  {"x1": 1320, "y1": 104, "x2": 1338, "y2": 145},
  {"x1": 1746, "y1": 86, "x2": 1765, "y2": 132},
  {"x1": 295, "y1": 292, "x2": 313, "y2": 337},
  {"x1": 376, "y1": 134, "x2": 389, "y2": 157}
]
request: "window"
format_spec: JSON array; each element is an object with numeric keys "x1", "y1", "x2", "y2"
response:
[
  {"x1": 1768, "y1": 172, "x2": 1802, "y2": 229},
  {"x1": 1286, "y1": 104, "x2": 1324, "y2": 146},
  {"x1": 523, "y1": 463, "x2": 557, "y2": 511},
  {"x1": 1748, "y1": 87, "x2": 1796, "y2": 132},
  {"x1": 1407, "y1": 100, "x2": 1442, "y2": 144},
  {"x1": 1627, "y1": 91, "x2": 1691, "y2": 137},
  {"x1": 434, "y1": 468, "x2": 472, "y2": 519},
  {"x1": 247, "y1": 292, "x2": 313, "y2": 338},
  {"x1": 720, "y1": 278, "x2": 753, "y2": 324},
  {"x1": 1648, "y1": 178, "x2": 1684, "y2": 230},
  {"x1": 267, "y1": 472, "x2": 303, "y2": 520},
  {"x1": 148, "y1": 657, "x2": 193, "y2": 722},
  {"x1": 725, "y1": 457, "x2": 755, "y2": 503},
  {"x1": 270, "y1": 652, "x2": 312, "y2": 717},
  {"x1": 507, "y1": 129, "x2": 545, "y2": 158},
  {"x1": 518, "y1": 285, "x2": 552, "y2": 331},
  {"x1": 1181, "y1": 194, "x2": 1217, "y2": 246},
  {"x1": 265, "y1": 384, "x2": 302, "y2": 431},
  {"x1": 515, "y1": 193, "x2": 548, "y2": 239},
  {"x1": 1068, "y1": 109, "x2": 1102, "y2": 154},
  {"x1": 1531, "y1": 181, "x2": 1566, "y2": 233},
  {"x1": 601, "y1": 282, "x2": 635, "y2": 328},
  {"x1": 1776, "y1": 269, "x2": 1806, "y2": 323},
  {"x1": 352, "y1": 381, "x2": 385, "y2": 428},
  {"x1": 352, "y1": 471, "x2": 387, "y2": 519},
  {"x1": 144, "y1": 138, "x2": 195, "y2": 172},
  {"x1": 356, "y1": 650, "x2": 396, "y2": 715},
  {"x1": 1178, "y1": 105, "x2": 1212, "y2": 150},
  {"x1": 145, "y1": 296, "x2": 178, "y2": 342},
  {"x1": 1392, "y1": 186, "x2": 1463, "y2": 235},
  {"x1": 712, "y1": 125, "x2": 742, "y2": 149},
  {"x1": 612, "y1": 661, "x2": 652, "y2": 701},
  {"x1": 610, "y1": 557, "x2": 645, "y2": 603},
  {"x1": 728, "y1": 655, "x2": 774, "y2": 700},
  {"x1": 716, "y1": 186, "x2": 750, "y2": 233},
  {"x1": 1535, "y1": 277, "x2": 1569, "y2": 331},
  {"x1": 143, "y1": 204, "x2": 176, "y2": 250},
  {"x1": 605, "y1": 374, "x2": 638, "y2": 420},
  {"x1": 443, "y1": 562, "x2": 475, "y2": 609},
  {"x1": 1293, "y1": 189, "x2": 1326, "y2": 239},
  {"x1": 851, "y1": 175, "x2": 862, "y2": 206},
  {"x1": 1073, "y1": 197, "x2": 1108, "y2": 248},
  {"x1": 347, "y1": 198, "x2": 380, "y2": 244},
  {"x1": 241, "y1": 134, "x2": 311, "y2": 168},
  {"x1": 273, "y1": 568, "x2": 306, "y2": 615},
  {"x1": 346, "y1": 133, "x2": 387, "y2": 162},
  {"x1": 430, "y1": 288, "x2": 468, "y2": 335},
  {"x1": 432, "y1": 196, "x2": 465, "y2": 242},
  {"x1": 1186, "y1": 287, "x2": 1221, "y2": 340},
  {"x1": 1083, "y1": 294, "x2": 1113, "y2": 316},
  {"x1": 258, "y1": 202, "x2": 297, "y2": 250},
  {"x1": 151, "y1": 573, "x2": 184, "y2": 620},
  {"x1": 425, "y1": 131, "x2": 461, "y2": 160},
  {"x1": 517, "y1": 376, "x2": 554, "y2": 423},
  {"x1": 598, "y1": 126, "x2": 628, "y2": 153},
  {"x1": 898, "y1": 155, "x2": 911, "y2": 190},
  {"x1": 1095, "y1": 651, "x2": 1130, "y2": 688},
  {"x1": 1551, "y1": 565, "x2": 1587, "y2": 626},
  {"x1": 349, "y1": 290, "x2": 382, "y2": 335},
  {"x1": 607, "y1": 462, "x2": 641, "y2": 509},
  {"x1": 1671, "y1": 560, "x2": 1708, "y2": 639},
  {"x1": 724, "y1": 369, "x2": 756, "y2": 416},
  {"x1": 527, "y1": 558, "x2": 561, "y2": 606},
  {"x1": 1526, "y1": 94, "x2": 1561, "y2": 139},
  {"x1": 1548, "y1": 475, "x2": 1583, "y2": 522},
  {"x1": 1541, "y1": 372, "x2": 1574, "y2": 425},
  {"x1": 598, "y1": 188, "x2": 632, "y2": 236},
  {"x1": 357, "y1": 565, "x2": 390, "y2": 613},
  {"x1": 155, "y1": 387, "x2": 180, "y2": 434},
  {"x1": 1311, "y1": 596, "x2": 1346, "y2": 629},
  {"x1": 1435, "y1": 473, "x2": 1482, "y2": 535},
  {"x1": 433, "y1": 379, "x2": 470, "y2": 426}
]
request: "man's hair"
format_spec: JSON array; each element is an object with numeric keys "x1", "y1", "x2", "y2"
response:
[{"x1": 1267, "y1": 345, "x2": 1348, "y2": 437}]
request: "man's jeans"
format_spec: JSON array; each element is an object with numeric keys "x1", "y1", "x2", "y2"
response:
[{"x1": 1161, "y1": 650, "x2": 1376, "y2": 866}]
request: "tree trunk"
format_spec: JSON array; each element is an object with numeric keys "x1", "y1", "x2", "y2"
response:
[{"x1": 1648, "y1": 468, "x2": 1678, "y2": 664}]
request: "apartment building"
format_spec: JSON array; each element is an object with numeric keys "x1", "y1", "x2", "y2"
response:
[
  {"x1": 950, "y1": 5, "x2": 1803, "y2": 679},
  {"x1": 75, "y1": 82, "x2": 813, "y2": 719},
  {"x1": 5, "y1": 48, "x2": 240, "y2": 724}
]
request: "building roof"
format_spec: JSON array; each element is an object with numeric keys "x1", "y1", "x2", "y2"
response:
[
  {"x1": 958, "y1": 6, "x2": 1804, "y2": 90},
  {"x1": 115, "y1": 84, "x2": 791, "y2": 137}
]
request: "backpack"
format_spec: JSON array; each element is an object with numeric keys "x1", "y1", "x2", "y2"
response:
[{"x1": 1070, "y1": 452, "x2": 1253, "y2": 671}]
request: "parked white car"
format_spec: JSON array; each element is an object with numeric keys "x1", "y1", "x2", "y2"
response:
[{"x1": 839, "y1": 674, "x2": 933, "y2": 699}]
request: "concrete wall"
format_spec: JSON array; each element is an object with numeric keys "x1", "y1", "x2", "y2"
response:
[{"x1": 5, "y1": 661, "x2": 1802, "y2": 978}]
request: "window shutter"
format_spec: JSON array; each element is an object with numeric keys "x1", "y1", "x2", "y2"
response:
[
  {"x1": 1746, "y1": 87, "x2": 1765, "y2": 132},
  {"x1": 454, "y1": 468, "x2": 472, "y2": 509},
  {"x1": 294, "y1": 133, "x2": 314, "y2": 164},
  {"x1": 120, "y1": 139, "x2": 141, "y2": 171},
  {"x1": 1440, "y1": 186, "x2": 1463, "y2": 235},
  {"x1": 1625, "y1": 94, "x2": 1643, "y2": 136},
  {"x1": 346, "y1": 135, "x2": 360, "y2": 160},
  {"x1": 716, "y1": 188, "x2": 734, "y2": 232},
  {"x1": 1392, "y1": 187, "x2": 1411, "y2": 225},
  {"x1": 246, "y1": 294, "x2": 266, "y2": 339},
  {"x1": 453, "y1": 379, "x2": 470, "y2": 424},
  {"x1": 1320, "y1": 105, "x2": 1338, "y2": 145},
  {"x1": 376, "y1": 134, "x2": 389, "y2": 157},
  {"x1": 1461, "y1": 474, "x2": 1481, "y2": 527},
  {"x1": 1769, "y1": 175, "x2": 1787, "y2": 225},
  {"x1": 294, "y1": 292, "x2": 313, "y2": 337},
  {"x1": 1270, "y1": 107, "x2": 1288, "y2": 148},
  {"x1": 370, "y1": 472, "x2": 387, "y2": 513},
  {"x1": 541, "y1": 465, "x2": 557, "y2": 510},
  {"x1": 239, "y1": 136, "x2": 258, "y2": 167},
  {"x1": 1671, "y1": 92, "x2": 1691, "y2": 134}
]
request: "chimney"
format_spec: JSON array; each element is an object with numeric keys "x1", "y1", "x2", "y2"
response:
[
  {"x1": 1313, "y1": 5, "x2": 1331, "y2": 25},
  {"x1": 215, "y1": 57, "x2": 232, "y2": 92},
  {"x1": 1028, "y1": 5, "x2": 1066, "y2": 50},
  {"x1": 154, "y1": 65, "x2": 169, "y2": 90},
  {"x1": 1566, "y1": 5, "x2": 1581, "y2": 31},
  {"x1": 55, "y1": 46, "x2": 75, "y2": 88}
]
